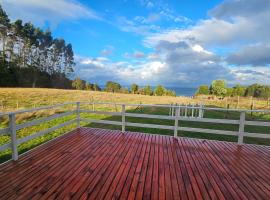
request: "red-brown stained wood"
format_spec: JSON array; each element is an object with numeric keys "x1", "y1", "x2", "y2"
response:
[{"x1": 0, "y1": 127, "x2": 270, "y2": 200}]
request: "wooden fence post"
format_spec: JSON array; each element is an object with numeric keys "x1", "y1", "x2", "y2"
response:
[
  {"x1": 9, "y1": 113, "x2": 18, "y2": 160},
  {"x1": 92, "y1": 102, "x2": 95, "y2": 111},
  {"x1": 174, "y1": 106, "x2": 180, "y2": 137},
  {"x1": 236, "y1": 96, "x2": 240, "y2": 109},
  {"x1": 238, "y1": 111, "x2": 245, "y2": 145},
  {"x1": 114, "y1": 103, "x2": 118, "y2": 112},
  {"x1": 122, "y1": 104, "x2": 126, "y2": 133},
  {"x1": 76, "y1": 102, "x2": 80, "y2": 128}
]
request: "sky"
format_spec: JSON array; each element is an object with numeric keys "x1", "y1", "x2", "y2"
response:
[{"x1": 1, "y1": 0, "x2": 270, "y2": 87}]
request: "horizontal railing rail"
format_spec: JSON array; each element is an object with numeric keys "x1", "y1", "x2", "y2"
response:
[
  {"x1": 0, "y1": 103, "x2": 78, "y2": 161},
  {"x1": 0, "y1": 101, "x2": 270, "y2": 161}
]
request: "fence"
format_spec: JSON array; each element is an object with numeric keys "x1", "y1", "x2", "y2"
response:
[{"x1": 0, "y1": 102, "x2": 270, "y2": 161}]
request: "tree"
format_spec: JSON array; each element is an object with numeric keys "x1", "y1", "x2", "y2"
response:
[
  {"x1": 196, "y1": 85, "x2": 210, "y2": 95},
  {"x1": 165, "y1": 89, "x2": 176, "y2": 97},
  {"x1": 120, "y1": 87, "x2": 129, "y2": 94},
  {"x1": 210, "y1": 80, "x2": 227, "y2": 97},
  {"x1": 254, "y1": 85, "x2": 270, "y2": 98},
  {"x1": 85, "y1": 82, "x2": 94, "y2": 90},
  {"x1": 0, "y1": 5, "x2": 10, "y2": 26},
  {"x1": 105, "y1": 81, "x2": 121, "y2": 93},
  {"x1": 0, "y1": 6, "x2": 76, "y2": 88},
  {"x1": 245, "y1": 84, "x2": 260, "y2": 97},
  {"x1": 232, "y1": 84, "x2": 245, "y2": 97},
  {"x1": 155, "y1": 85, "x2": 166, "y2": 96},
  {"x1": 93, "y1": 83, "x2": 101, "y2": 91},
  {"x1": 131, "y1": 83, "x2": 139, "y2": 94},
  {"x1": 72, "y1": 77, "x2": 85, "y2": 90},
  {"x1": 226, "y1": 88, "x2": 233, "y2": 97},
  {"x1": 144, "y1": 85, "x2": 153, "y2": 95}
]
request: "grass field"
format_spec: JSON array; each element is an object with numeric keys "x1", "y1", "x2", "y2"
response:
[{"x1": 0, "y1": 88, "x2": 270, "y2": 163}]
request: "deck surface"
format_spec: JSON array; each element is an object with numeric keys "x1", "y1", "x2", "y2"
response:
[{"x1": 0, "y1": 128, "x2": 270, "y2": 200}]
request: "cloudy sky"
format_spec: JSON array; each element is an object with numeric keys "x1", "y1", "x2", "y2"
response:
[{"x1": 2, "y1": 0, "x2": 270, "y2": 87}]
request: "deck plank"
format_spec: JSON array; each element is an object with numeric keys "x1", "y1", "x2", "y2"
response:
[{"x1": 0, "y1": 128, "x2": 269, "y2": 200}]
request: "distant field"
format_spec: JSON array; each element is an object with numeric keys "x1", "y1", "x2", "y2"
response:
[
  {"x1": 0, "y1": 88, "x2": 194, "y2": 112},
  {"x1": 0, "y1": 88, "x2": 269, "y2": 112},
  {"x1": 0, "y1": 88, "x2": 270, "y2": 163}
]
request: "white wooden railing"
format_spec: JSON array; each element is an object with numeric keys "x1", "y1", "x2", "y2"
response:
[{"x1": 0, "y1": 102, "x2": 270, "y2": 161}]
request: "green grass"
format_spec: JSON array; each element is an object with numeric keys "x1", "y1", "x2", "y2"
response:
[
  {"x1": 84, "y1": 106, "x2": 270, "y2": 145},
  {"x1": 0, "y1": 102, "x2": 269, "y2": 164}
]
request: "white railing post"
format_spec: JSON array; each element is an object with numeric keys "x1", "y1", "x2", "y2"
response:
[
  {"x1": 174, "y1": 106, "x2": 180, "y2": 137},
  {"x1": 199, "y1": 104, "x2": 203, "y2": 118},
  {"x1": 9, "y1": 113, "x2": 18, "y2": 160},
  {"x1": 191, "y1": 104, "x2": 194, "y2": 118},
  {"x1": 238, "y1": 111, "x2": 246, "y2": 144},
  {"x1": 122, "y1": 104, "x2": 126, "y2": 133},
  {"x1": 76, "y1": 102, "x2": 80, "y2": 128},
  {"x1": 185, "y1": 105, "x2": 188, "y2": 117}
]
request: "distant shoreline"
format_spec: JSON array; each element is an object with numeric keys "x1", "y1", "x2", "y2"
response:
[{"x1": 99, "y1": 85, "x2": 197, "y2": 97}]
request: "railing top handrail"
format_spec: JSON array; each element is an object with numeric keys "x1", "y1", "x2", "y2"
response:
[
  {"x1": 80, "y1": 101, "x2": 270, "y2": 113},
  {"x1": 0, "y1": 102, "x2": 75, "y2": 116},
  {"x1": 0, "y1": 101, "x2": 270, "y2": 116}
]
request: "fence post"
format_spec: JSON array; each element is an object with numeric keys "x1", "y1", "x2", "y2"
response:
[
  {"x1": 92, "y1": 102, "x2": 95, "y2": 111},
  {"x1": 76, "y1": 102, "x2": 80, "y2": 129},
  {"x1": 191, "y1": 104, "x2": 194, "y2": 118},
  {"x1": 122, "y1": 104, "x2": 126, "y2": 133},
  {"x1": 9, "y1": 113, "x2": 18, "y2": 160},
  {"x1": 238, "y1": 111, "x2": 245, "y2": 145},
  {"x1": 199, "y1": 104, "x2": 203, "y2": 118},
  {"x1": 174, "y1": 106, "x2": 180, "y2": 137}
]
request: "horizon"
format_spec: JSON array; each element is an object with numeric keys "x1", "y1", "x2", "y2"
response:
[{"x1": 1, "y1": 0, "x2": 270, "y2": 87}]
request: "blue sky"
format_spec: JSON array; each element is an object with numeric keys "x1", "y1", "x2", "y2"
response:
[{"x1": 2, "y1": 0, "x2": 270, "y2": 87}]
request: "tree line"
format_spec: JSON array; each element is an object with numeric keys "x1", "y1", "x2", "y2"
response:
[
  {"x1": 196, "y1": 80, "x2": 270, "y2": 98},
  {"x1": 72, "y1": 78, "x2": 176, "y2": 96},
  {"x1": 0, "y1": 5, "x2": 75, "y2": 88}
]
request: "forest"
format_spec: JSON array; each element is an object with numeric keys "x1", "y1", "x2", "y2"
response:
[
  {"x1": 0, "y1": 5, "x2": 75, "y2": 88},
  {"x1": 196, "y1": 80, "x2": 270, "y2": 98}
]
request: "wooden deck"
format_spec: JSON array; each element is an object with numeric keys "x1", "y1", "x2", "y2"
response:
[{"x1": 0, "y1": 128, "x2": 270, "y2": 200}]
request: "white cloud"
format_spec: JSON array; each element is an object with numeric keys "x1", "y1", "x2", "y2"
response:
[
  {"x1": 140, "y1": 0, "x2": 270, "y2": 86},
  {"x1": 117, "y1": 16, "x2": 160, "y2": 35},
  {"x1": 1, "y1": 0, "x2": 100, "y2": 27},
  {"x1": 100, "y1": 45, "x2": 114, "y2": 57},
  {"x1": 227, "y1": 43, "x2": 270, "y2": 65},
  {"x1": 123, "y1": 51, "x2": 145, "y2": 59},
  {"x1": 230, "y1": 67, "x2": 270, "y2": 85}
]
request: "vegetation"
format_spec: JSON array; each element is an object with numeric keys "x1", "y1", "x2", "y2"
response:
[
  {"x1": 196, "y1": 79, "x2": 270, "y2": 98},
  {"x1": 131, "y1": 83, "x2": 139, "y2": 94},
  {"x1": 143, "y1": 85, "x2": 153, "y2": 96},
  {"x1": 71, "y1": 77, "x2": 101, "y2": 91},
  {"x1": 210, "y1": 80, "x2": 227, "y2": 97},
  {"x1": 0, "y1": 88, "x2": 269, "y2": 164},
  {"x1": 0, "y1": 5, "x2": 75, "y2": 88},
  {"x1": 105, "y1": 81, "x2": 121, "y2": 93},
  {"x1": 196, "y1": 85, "x2": 210, "y2": 95}
]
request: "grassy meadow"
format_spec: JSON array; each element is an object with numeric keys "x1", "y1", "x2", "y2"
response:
[{"x1": 0, "y1": 88, "x2": 270, "y2": 163}]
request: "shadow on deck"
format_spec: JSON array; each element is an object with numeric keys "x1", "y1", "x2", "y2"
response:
[{"x1": 0, "y1": 127, "x2": 270, "y2": 199}]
